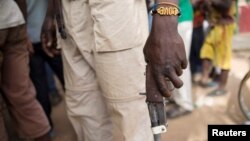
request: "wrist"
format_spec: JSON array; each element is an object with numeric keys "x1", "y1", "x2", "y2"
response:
[
  {"x1": 151, "y1": 0, "x2": 179, "y2": 29},
  {"x1": 46, "y1": 0, "x2": 55, "y2": 19},
  {"x1": 151, "y1": 19, "x2": 178, "y2": 36},
  {"x1": 151, "y1": 12, "x2": 178, "y2": 34},
  {"x1": 153, "y1": 15, "x2": 178, "y2": 25},
  {"x1": 148, "y1": 0, "x2": 179, "y2": 38}
]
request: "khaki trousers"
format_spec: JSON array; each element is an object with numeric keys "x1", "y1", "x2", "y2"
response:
[{"x1": 60, "y1": 0, "x2": 153, "y2": 141}]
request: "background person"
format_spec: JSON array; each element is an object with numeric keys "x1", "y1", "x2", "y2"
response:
[
  {"x1": 0, "y1": 0, "x2": 51, "y2": 140},
  {"x1": 200, "y1": 0, "x2": 237, "y2": 96},
  {"x1": 26, "y1": 0, "x2": 65, "y2": 132}
]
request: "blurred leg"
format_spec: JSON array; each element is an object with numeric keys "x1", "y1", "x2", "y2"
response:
[
  {"x1": 45, "y1": 63, "x2": 62, "y2": 106},
  {"x1": 190, "y1": 26, "x2": 204, "y2": 75},
  {"x1": 30, "y1": 43, "x2": 53, "y2": 128},
  {"x1": 201, "y1": 59, "x2": 213, "y2": 84},
  {"x1": 1, "y1": 25, "x2": 50, "y2": 139},
  {"x1": 218, "y1": 70, "x2": 229, "y2": 90},
  {"x1": 46, "y1": 54, "x2": 64, "y2": 88},
  {"x1": 95, "y1": 47, "x2": 153, "y2": 141},
  {"x1": 0, "y1": 96, "x2": 8, "y2": 141},
  {"x1": 61, "y1": 35, "x2": 113, "y2": 141},
  {"x1": 90, "y1": 0, "x2": 153, "y2": 139}
]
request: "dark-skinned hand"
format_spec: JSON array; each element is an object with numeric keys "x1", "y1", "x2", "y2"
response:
[
  {"x1": 41, "y1": 17, "x2": 59, "y2": 58},
  {"x1": 144, "y1": 15, "x2": 187, "y2": 101}
]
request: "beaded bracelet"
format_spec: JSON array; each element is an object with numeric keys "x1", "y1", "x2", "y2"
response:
[{"x1": 150, "y1": 2, "x2": 181, "y2": 16}]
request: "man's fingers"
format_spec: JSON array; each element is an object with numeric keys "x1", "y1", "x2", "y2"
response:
[
  {"x1": 157, "y1": 76, "x2": 172, "y2": 97},
  {"x1": 46, "y1": 32, "x2": 53, "y2": 48},
  {"x1": 164, "y1": 67, "x2": 183, "y2": 88},
  {"x1": 175, "y1": 65, "x2": 183, "y2": 76},
  {"x1": 41, "y1": 32, "x2": 53, "y2": 48},
  {"x1": 181, "y1": 58, "x2": 188, "y2": 69},
  {"x1": 154, "y1": 72, "x2": 172, "y2": 97},
  {"x1": 51, "y1": 49, "x2": 60, "y2": 55},
  {"x1": 41, "y1": 34, "x2": 54, "y2": 57},
  {"x1": 47, "y1": 41, "x2": 52, "y2": 47}
]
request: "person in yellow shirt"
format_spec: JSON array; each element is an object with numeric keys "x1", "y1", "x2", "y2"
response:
[{"x1": 200, "y1": 0, "x2": 237, "y2": 96}]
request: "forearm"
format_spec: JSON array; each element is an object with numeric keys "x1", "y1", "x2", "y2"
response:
[
  {"x1": 144, "y1": 0, "x2": 187, "y2": 98},
  {"x1": 46, "y1": 0, "x2": 55, "y2": 18},
  {"x1": 151, "y1": 0, "x2": 179, "y2": 32},
  {"x1": 15, "y1": 0, "x2": 27, "y2": 20}
]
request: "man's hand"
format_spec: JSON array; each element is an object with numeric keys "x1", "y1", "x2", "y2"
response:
[
  {"x1": 41, "y1": 0, "x2": 59, "y2": 58},
  {"x1": 144, "y1": 14, "x2": 187, "y2": 99},
  {"x1": 41, "y1": 17, "x2": 59, "y2": 58}
]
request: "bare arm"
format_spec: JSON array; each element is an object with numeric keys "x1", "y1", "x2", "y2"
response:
[
  {"x1": 144, "y1": 0, "x2": 187, "y2": 101},
  {"x1": 45, "y1": 0, "x2": 55, "y2": 19},
  {"x1": 41, "y1": 0, "x2": 59, "y2": 57}
]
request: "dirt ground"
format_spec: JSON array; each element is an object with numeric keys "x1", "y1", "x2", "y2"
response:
[{"x1": 3, "y1": 34, "x2": 250, "y2": 141}]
